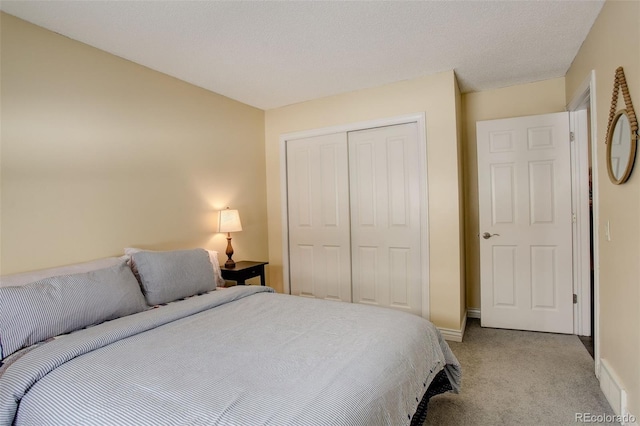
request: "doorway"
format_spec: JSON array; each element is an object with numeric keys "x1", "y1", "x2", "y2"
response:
[
  {"x1": 475, "y1": 76, "x2": 599, "y2": 364},
  {"x1": 568, "y1": 71, "x2": 600, "y2": 373}
]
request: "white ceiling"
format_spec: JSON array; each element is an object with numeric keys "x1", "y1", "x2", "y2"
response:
[{"x1": 1, "y1": 1, "x2": 604, "y2": 110}]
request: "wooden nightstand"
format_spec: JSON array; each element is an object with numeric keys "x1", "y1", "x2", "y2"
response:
[{"x1": 220, "y1": 261, "x2": 269, "y2": 286}]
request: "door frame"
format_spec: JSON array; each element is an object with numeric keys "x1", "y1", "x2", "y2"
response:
[
  {"x1": 279, "y1": 113, "x2": 431, "y2": 319},
  {"x1": 567, "y1": 70, "x2": 600, "y2": 376},
  {"x1": 570, "y1": 108, "x2": 591, "y2": 336}
]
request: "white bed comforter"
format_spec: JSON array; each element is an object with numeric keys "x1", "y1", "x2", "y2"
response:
[{"x1": 0, "y1": 286, "x2": 460, "y2": 425}]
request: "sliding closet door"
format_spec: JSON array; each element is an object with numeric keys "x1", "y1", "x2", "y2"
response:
[
  {"x1": 286, "y1": 133, "x2": 352, "y2": 302},
  {"x1": 348, "y1": 123, "x2": 422, "y2": 315}
]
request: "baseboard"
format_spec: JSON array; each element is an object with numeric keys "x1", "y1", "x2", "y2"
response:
[
  {"x1": 438, "y1": 327, "x2": 463, "y2": 342},
  {"x1": 599, "y1": 358, "x2": 638, "y2": 425},
  {"x1": 438, "y1": 310, "x2": 467, "y2": 343},
  {"x1": 467, "y1": 308, "x2": 481, "y2": 319}
]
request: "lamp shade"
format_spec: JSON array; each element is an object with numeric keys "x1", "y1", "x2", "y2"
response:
[{"x1": 218, "y1": 208, "x2": 242, "y2": 233}]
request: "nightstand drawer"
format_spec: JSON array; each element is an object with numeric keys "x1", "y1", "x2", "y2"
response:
[{"x1": 243, "y1": 266, "x2": 261, "y2": 276}]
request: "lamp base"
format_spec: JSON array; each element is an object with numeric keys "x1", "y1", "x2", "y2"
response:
[{"x1": 225, "y1": 235, "x2": 236, "y2": 268}]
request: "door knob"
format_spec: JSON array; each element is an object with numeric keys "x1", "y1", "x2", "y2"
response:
[{"x1": 482, "y1": 232, "x2": 500, "y2": 239}]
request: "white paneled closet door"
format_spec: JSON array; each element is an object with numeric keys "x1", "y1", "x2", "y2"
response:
[
  {"x1": 286, "y1": 132, "x2": 352, "y2": 302},
  {"x1": 348, "y1": 123, "x2": 422, "y2": 315},
  {"x1": 286, "y1": 121, "x2": 423, "y2": 315}
]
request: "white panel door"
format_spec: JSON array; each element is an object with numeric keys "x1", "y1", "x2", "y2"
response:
[
  {"x1": 477, "y1": 112, "x2": 573, "y2": 333},
  {"x1": 286, "y1": 133, "x2": 352, "y2": 301},
  {"x1": 348, "y1": 123, "x2": 422, "y2": 315}
]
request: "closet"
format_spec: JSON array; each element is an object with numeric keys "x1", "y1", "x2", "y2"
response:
[{"x1": 285, "y1": 120, "x2": 426, "y2": 316}]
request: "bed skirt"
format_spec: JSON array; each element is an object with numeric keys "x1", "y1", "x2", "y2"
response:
[{"x1": 410, "y1": 369, "x2": 453, "y2": 425}]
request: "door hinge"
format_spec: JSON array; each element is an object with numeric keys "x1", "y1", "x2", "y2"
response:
[
  {"x1": 573, "y1": 294, "x2": 578, "y2": 304},
  {"x1": 572, "y1": 213, "x2": 577, "y2": 223},
  {"x1": 570, "y1": 132, "x2": 575, "y2": 142}
]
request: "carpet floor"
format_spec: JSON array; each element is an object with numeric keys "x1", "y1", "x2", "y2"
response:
[{"x1": 425, "y1": 319, "x2": 616, "y2": 426}]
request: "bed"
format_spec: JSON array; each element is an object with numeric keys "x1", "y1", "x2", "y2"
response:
[{"x1": 0, "y1": 249, "x2": 460, "y2": 425}]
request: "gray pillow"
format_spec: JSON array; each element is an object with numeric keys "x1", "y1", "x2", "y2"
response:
[
  {"x1": 131, "y1": 249, "x2": 216, "y2": 306},
  {"x1": 0, "y1": 259, "x2": 147, "y2": 360}
]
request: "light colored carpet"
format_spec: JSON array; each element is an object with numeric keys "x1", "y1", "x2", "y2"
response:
[{"x1": 425, "y1": 319, "x2": 616, "y2": 426}]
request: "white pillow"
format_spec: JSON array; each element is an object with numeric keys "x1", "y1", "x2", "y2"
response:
[
  {"x1": 0, "y1": 256, "x2": 127, "y2": 288},
  {"x1": 124, "y1": 248, "x2": 224, "y2": 287}
]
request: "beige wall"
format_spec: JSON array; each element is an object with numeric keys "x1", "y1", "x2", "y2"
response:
[
  {"x1": 461, "y1": 78, "x2": 567, "y2": 309},
  {"x1": 0, "y1": 13, "x2": 268, "y2": 277},
  {"x1": 566, "y1": 0, "x2": 640, "y2": 416},
  {"x1": 265, "y1": 71, "x2": 465, "y2": 331}
]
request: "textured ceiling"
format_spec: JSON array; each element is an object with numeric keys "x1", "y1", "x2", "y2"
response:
[{"x1": 1, "y1": 1, "x2": 604, "y2": 110}]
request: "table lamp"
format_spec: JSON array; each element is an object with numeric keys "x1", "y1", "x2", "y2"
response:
[{"x1": 219, "y1": 207, "x2": 242, "y2": 268}]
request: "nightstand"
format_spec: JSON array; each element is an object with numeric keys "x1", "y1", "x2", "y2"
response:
[{"x1": 220, "y1": 261, "x2": 269, "y2": 286}]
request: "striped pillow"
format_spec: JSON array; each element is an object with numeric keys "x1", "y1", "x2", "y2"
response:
[
  {"x1": 0, "y1": 259, "x2": 148, "y2": 360},
  {"x1": 131, "y1": 249, "x2": 216, "y2": 306},
  {"x1": 124, "y1": 247, "x2": 225, "y2": 287}
]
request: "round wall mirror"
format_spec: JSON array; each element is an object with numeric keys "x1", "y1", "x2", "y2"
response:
[{"x1": 606, "y1": 109, "x2": 637, "y2": 184}]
